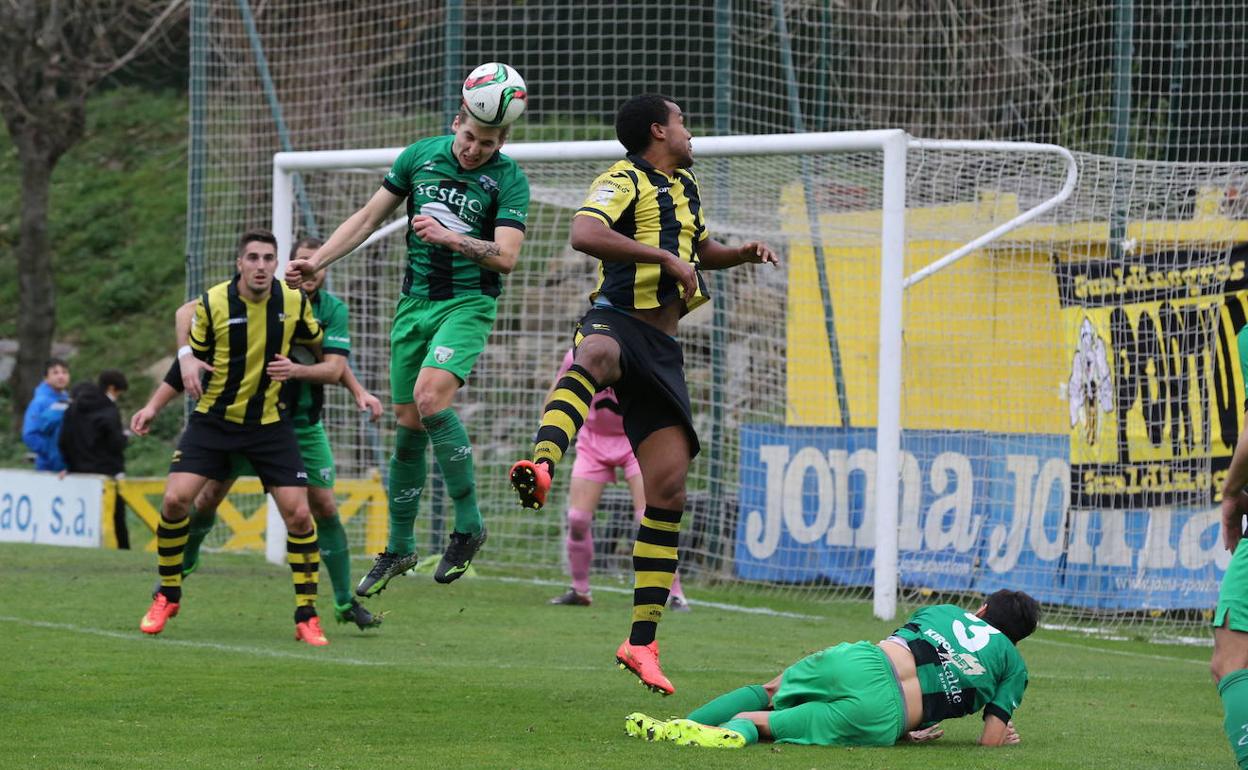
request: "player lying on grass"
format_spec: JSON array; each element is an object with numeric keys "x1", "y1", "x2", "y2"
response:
[{"x1": 625, "y1": 589, "x2": 1037, "y2": 749}]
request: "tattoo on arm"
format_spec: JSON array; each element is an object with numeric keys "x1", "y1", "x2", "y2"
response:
[{"x1": 457, "y1": 235, "x2": 500, "y2": 264}]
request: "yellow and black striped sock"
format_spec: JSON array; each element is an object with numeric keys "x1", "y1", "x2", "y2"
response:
[
  {"x1": 629, "y1": 505, "x2": 683, "y2": 645},
  {"x1": 533, "y1": 364, "x2": 599, "y2": 470},
  {"x1": 287, "y1": 528, "x2": 320, "y2": 615},
  {"x1": 156, "y1": 514, "x2": 190, "y2": 602}
]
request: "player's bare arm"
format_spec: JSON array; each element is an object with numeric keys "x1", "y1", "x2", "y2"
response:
[
  {"x1": 570, "y1": 215, "x2": 697, "y2": 298},
  {"x1": 339, "y1": 363, "x2": 383, "y2": 421},
  {"x1": 285, "y1": 187, "x2": 404, "y2": 286},
  {"x1": 978, "y1": 714, "x2": 1020, "y2": 747},
  {"x1": 266, "y1": 351, "x2": 346, "y2": 384},
  {"x1": 1222, "y1": 416, "x2": 1248, "y2": 552},
  {"x1": 409, "y1": 215, "x2": 524, "y2": 274},
  {"x1": 697, "y1": 238, "x2": 779, "y2": 269},
  {"x1": 175, "y1": 299, "x2": 214, "y2": 399},
  {"x1": 130, "y1": 382, "x2": 180, "y2": 436}
]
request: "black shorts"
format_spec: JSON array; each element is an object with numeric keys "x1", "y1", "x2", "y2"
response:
[
  {"x1": 575, "y1": 306, "x2": 700, "y2": 458},
  {"x1": 170, "y1": 413, "x2": 308, "y2": 488}
]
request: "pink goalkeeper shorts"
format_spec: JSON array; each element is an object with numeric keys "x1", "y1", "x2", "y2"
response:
[{"x1": 570, "y1": 426, "x2": 640, "y2": 483}]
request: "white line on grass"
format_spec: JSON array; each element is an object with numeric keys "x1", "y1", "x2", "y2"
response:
[
  {"x1": 0, "y1": 615, "x2": 772, "y2": 675},
  {"x1": 487, "y1": 575, "x2": 826, "y2": 620},
  {"x1": 0, "y1": 616, "x2": 391, "y2": 667},
  {"x1": 1029, "y1": 636, "x2": 1207, "y2": 667},
  {"x1": 492, "y1": 577, "x2": 1217, "y2": 668},
  {"x1": 7, "y1": 613, "x2": 1207, "y2": 678}
]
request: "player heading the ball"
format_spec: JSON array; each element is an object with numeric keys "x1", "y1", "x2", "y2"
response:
[{"x1": 285, "y1": 63, "x2": 531, "y2": 595}]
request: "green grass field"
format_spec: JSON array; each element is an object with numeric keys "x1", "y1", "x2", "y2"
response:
[{"x1": 1, "y1": 542, "x2": 1224, "y2": 769}]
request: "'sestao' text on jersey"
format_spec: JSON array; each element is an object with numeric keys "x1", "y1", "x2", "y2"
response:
[{"x1": 412, "y1": 182, "x2": 485, "y2": 220}]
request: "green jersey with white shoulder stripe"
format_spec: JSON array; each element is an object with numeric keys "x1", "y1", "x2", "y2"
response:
[
  {"x1": 891, "y1": 604, "x2": 1029, "y2": 728},
  {"x1": 380, "y1": 135, "x2": 529, "y2": 300}
]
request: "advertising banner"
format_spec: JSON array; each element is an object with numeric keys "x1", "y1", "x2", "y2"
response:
[
  {"x1": 736, "y1": 425, "x2": 1226, "y2": 610},
  {"x1": 0, "y1": 469, "x2": 104, "y2": 548}
]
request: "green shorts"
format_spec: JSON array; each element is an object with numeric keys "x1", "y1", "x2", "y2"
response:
[
  {"x1": 230, "y1": 421, "x2": 335, "y2": 489},
  {"x1": 1215, "y1": 539, "x2": 1248, "y2": 630},
  {"x1": 390, "y1": 293, "x2": 498, "y2": 403},
  {"x1": 768, "y1": 641, "x2": 905, "y2": 747}
]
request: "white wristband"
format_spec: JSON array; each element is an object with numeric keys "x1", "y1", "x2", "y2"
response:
[{"x1": 177, "y1": 345, "x2": 193, "y2": 359}]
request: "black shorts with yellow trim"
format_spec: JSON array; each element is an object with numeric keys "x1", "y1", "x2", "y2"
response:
[
  {"x1": 170, "y1": 413, "x2": 309, "y2": 488},
  {"x1": 574, "y1": 306, "x2": 700, "y2": 458}
]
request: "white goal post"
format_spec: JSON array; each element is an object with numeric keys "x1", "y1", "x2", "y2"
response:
[{"x1": 269, "y1": 131, "x2": 1078, "y2": 620}]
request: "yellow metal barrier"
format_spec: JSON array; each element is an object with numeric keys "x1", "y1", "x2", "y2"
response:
[{"x1": 113, "y1": 475, "x2": 389, "y2": 553}]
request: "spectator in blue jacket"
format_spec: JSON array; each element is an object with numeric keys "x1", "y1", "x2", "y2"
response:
[{"x1": 22, "y1": 358, "x2": 71, "y2": 471}]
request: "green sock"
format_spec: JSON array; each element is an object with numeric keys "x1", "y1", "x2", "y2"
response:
[
  {"x1": 720, "y1": 718, "x2": 759, "y2": 745},
  {"x1": 1220, "y1": 668, "x2": 1248, "y2": 768},
  {"x1": 687, "y1": 685, "x2": 768, "y2": 726},
  {"x1": 423, "y1": 407, "x2": 482, "y2": 535},
  {"x1": 183, "y1": 506, "x2": 216, "y2": 574},
  {"x1": 316, "y1": 514, "x2": 353, "y2": 607},
  {"x1": 387, "y1": 425, "x2": 428, "y2": 554}
]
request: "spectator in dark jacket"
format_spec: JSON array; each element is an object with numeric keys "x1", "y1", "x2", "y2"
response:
[
  {"x1": 22, "y1": 358, "x2": 71, "y2": 471},
  {"x1": 59, "y1": 370, "x2": 130, "y2": 547}
]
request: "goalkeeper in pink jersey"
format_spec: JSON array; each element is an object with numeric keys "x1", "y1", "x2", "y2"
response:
[{"x1": 546, "y1": 348, "x2": 688, "y2": 610}]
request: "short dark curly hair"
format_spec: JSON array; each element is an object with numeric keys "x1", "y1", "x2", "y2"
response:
[
  {"x1": 615, "y1": 94, "x2": 677, "y2": 154},
  {"x1": 981, "y1": 589, "x2": 1040, "y2": 644}
]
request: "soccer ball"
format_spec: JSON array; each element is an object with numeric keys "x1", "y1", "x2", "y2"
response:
[{"x1": 462, "y1": 62, "x2": 528, "y2": 127}]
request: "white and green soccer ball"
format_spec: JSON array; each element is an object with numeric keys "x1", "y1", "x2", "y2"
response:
[{"x1": 462, "y1": 62, "x2": 528, "y2": 127}]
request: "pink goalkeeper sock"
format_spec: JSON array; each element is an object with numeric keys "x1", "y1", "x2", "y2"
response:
[{"x1": 567, "y1": 507, "x2": 594, "y2": 594}]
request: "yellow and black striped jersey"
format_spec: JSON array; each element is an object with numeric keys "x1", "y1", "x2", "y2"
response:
[
  {"x1": 574, "y1": 153, "x2": 711, "y2": 313},
  {"x1": 188, "y1": 276, "x2": 322, "y2": 425}
]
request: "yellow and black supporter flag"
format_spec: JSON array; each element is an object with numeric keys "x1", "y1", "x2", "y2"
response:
[{"x1": 1056, "y1": 244, "x2": 1248, "y2": 509}]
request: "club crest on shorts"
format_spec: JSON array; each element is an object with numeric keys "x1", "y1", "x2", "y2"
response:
[
  {"x1": 320, "y1": 467, "x2": 332, "y2": 482},
  {"x1": 434, "y1": 345, "x2": 455, "y2": 364}
]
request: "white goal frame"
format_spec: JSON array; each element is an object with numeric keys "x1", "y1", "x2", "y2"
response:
[{"x1": 270, "y1": 131, "x2": 1078, "y2": 620}]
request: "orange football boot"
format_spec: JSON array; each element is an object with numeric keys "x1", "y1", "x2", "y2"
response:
[
  {"x1": 139, "y1": 593, "x2": 180, "y2": 635},
  {"x1": 616, "y1": 639, "x2": 675, "y2": 695},
  {"x1": 509, "y1": 459, "x2": 552, "y2": 510},
  {"x1": 294, "y1": 615, "x2": 330, "y2": 647}
]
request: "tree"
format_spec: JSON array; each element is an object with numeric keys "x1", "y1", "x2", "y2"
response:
[{"x1": 0, "y1": 0, "x2": 187, "y2": 430}]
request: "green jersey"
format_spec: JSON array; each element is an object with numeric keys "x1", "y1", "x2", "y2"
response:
[
  {"x1": 285, "y1": 289, "x2": 351, "y2": 427},
  {"x1": 1238, "y1": 325, "x2": 1248, "y2": 410},
  {"x1": 381, "y1": 135, "x2": 530, "y2": 300},
  {"x1": 891, "y1": 604, "x2": 1029, "y2": 727}
]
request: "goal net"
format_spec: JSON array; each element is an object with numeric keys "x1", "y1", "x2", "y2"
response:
[{"x1": 190, "y1": 0, "x2": 1248, "y2": 636}]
